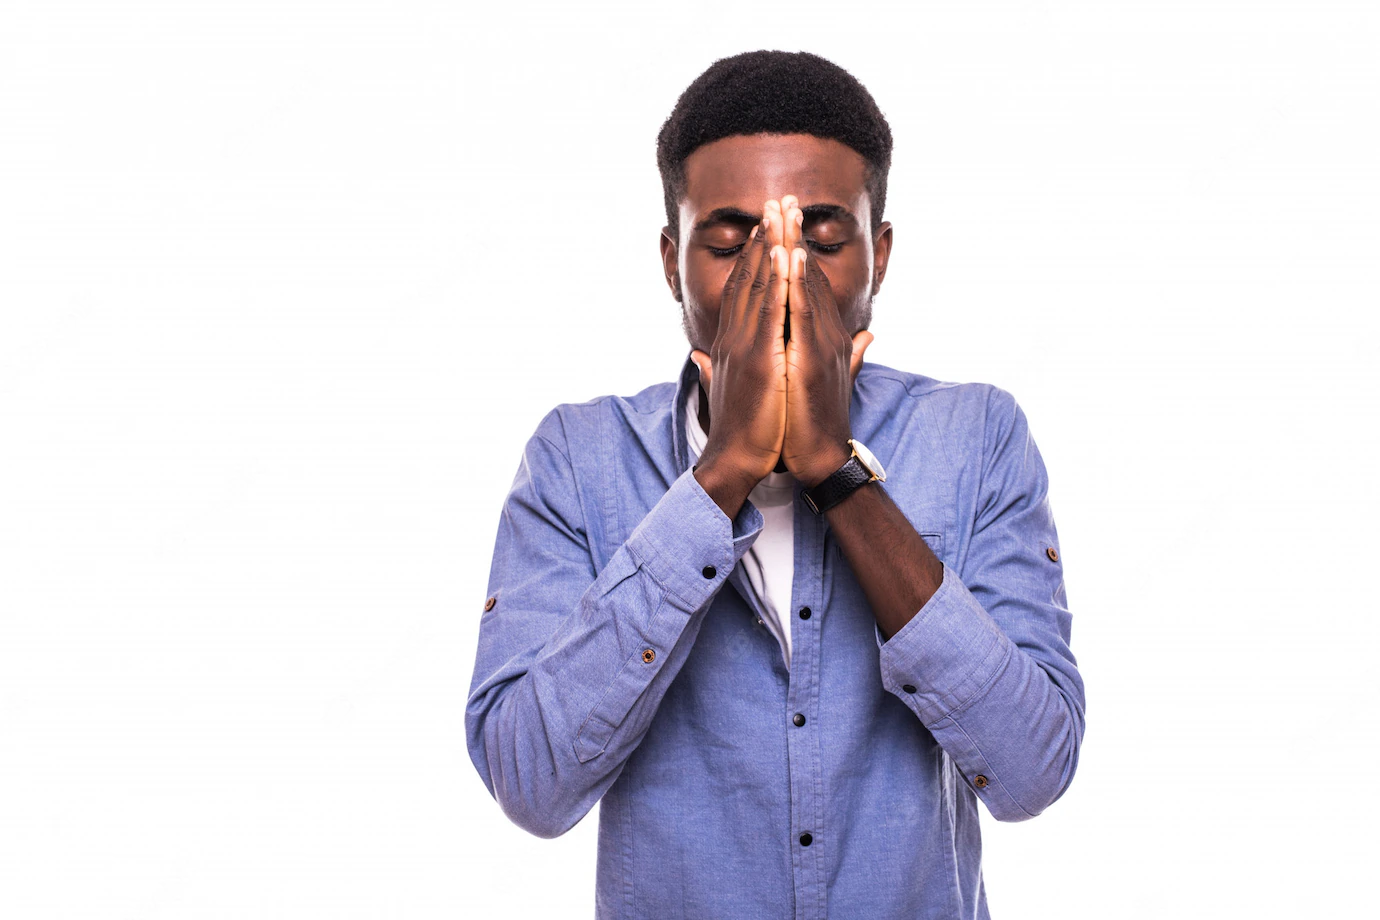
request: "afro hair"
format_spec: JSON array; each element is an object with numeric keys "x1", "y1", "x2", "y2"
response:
[{"x1": 656, "y1": 50, "x2": 893, "y2": 238}]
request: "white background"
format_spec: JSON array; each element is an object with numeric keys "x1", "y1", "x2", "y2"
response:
[{"x1": 2, "y1": 1, "x2": 1376, "y2": 917}]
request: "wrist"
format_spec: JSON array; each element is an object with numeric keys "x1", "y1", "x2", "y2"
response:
[
  {"x1": 692, "y1": 451, "x2": 761, "y2": 518},
  {"x1": 793, "y1": 442, "x2": 853, "y2": 488}
]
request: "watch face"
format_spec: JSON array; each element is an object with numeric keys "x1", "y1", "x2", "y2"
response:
[{"x1": 850, "y1": 439, "x2": 886, "y2": 482}]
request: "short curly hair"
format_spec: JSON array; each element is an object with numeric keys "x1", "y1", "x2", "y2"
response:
[{"x1": 656, "y1": 50, "x2": 893, "y2": 239}]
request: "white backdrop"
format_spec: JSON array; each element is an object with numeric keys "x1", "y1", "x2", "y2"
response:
[{"x1": 2, "y1": 1, "x2": 1376, "y2": 917}]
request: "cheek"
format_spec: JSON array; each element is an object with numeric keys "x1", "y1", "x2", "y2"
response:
[
  {"x1": 681, "y1": 258, "x2": 735, "y2": 344},
  {"x1": 823, "y1": 250, "x2": 874, "y2": 330},
  {"x1": 822, "y1": 252, "x2": 866, "y2": 302}
]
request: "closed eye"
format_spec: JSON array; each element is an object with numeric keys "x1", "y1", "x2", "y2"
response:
[
  {"x1": 708, "y1": 240, "x2": 841, "y2": 258},
  {"x1": 706, "y1": 244, "x2": 745, "y2": 258}
]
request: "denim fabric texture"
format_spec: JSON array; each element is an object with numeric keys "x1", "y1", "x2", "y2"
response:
[{"x1": 466, "y1": 353, "x2": 1086, "y2": 919}]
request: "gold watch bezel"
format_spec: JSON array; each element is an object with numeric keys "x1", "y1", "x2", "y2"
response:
[{"x1": 849, "y1": 438, "x2": 887, "y2": 483}]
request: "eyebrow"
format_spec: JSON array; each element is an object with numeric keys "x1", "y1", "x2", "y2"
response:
[{"x1": 691, "y1": 203, "x2": 859, "y2": 232}]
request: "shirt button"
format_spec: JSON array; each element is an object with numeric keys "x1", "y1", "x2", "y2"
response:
[
  {"x1": 798, "y1": 832, "x2": 813, "y2": 846},
  {"x1": 641, "y1": 648, "x2": 656, "y2": 664},
  {"x1": 756, "y1": 618, "x2": 764, "y2": 626},
  {"x1": 1046, "y1": 546, "x2": 1059, "y2": 562},
  {"x1": 974, "y1": 774, "x2": 989, "y2": 788},
  {"x1": 792, "y1": 713, "x2": 806, "y2": 727},
  {"x1": 483, "y1": 597, "x2": 496, "y2": 612},
  {"x1": 798, "y1": 606, "x2": 812, "y2": 620},
  {"x1": 901, "y1": 684, "x2": 917, "y2": 693},
  {"x1": 702, "y1": 565, "x2": 717, "y2": 579}
]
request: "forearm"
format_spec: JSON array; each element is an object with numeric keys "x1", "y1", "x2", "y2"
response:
[
  {"x1": 823, "y1": 479, "x2": 944, "y2": 640},
  {"x1": 470, "y1": 548, "x2": 712, "y2": 838},
  {"x1": 825, "y1": 478, "x2": 1082, "y2": 821},
  {"x1": 873, "y1": 562, "x2": 1084, "y2": 820},
  {"x1": 466, "y1": 465, "x2": 763, "y2": 838}
]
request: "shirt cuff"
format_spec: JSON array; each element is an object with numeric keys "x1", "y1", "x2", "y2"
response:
[
  {"x1": 626, "y1": 466, "x2": 763, "y2": 611},
  {"x1": 876, "y1": 561, "x2": 1015, "y2": 726}
]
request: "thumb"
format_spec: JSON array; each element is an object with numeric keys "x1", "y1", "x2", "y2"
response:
[
  {"x1": 690, "y1": 349, "x2": 713, "y2": 395},
  {"x1": 848, "y1": 330, "x2": 873, "y2": 387}
]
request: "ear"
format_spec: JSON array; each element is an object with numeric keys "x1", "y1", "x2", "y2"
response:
[
  {"x1": 870, "y1": 221, "x2": 893, "y2": 297},
  {"x1": 659, "y1": 226, "x2": 682, "y2": 302}
]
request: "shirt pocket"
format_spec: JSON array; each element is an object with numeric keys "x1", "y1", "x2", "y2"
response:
[{"x1": 831, "y1": 526, "x2": 946, "y2": 567}]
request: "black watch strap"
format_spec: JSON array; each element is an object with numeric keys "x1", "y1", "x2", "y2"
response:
[{"x1": 802, "y1": 455, "x2": 873, "y2": 514}]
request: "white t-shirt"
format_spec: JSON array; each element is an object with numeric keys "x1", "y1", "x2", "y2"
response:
[{"x1": 684, "y1": 387, "x2": 795, "y2": 670}]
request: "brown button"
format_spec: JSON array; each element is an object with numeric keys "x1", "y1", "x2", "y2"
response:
[
  {"x1": 973, "y1": 774, "x2": 988, "y2": 788},
  {"x1": 642, "y1": 648, "x2": 656, "y2": 664},
  {"x1": 483, "y1": 597, "x2": 496, "y2": 612},
  {"x1": 1046, "y1": 546, "x2": 1059, "y2": 562}
]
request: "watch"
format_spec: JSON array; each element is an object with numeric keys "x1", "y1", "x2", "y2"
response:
[{"x1": 801, "y1": 439, "x2": 887, "y2": 514}]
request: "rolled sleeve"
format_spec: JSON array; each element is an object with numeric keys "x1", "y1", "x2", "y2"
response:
[
  {"x1": 466, "y1": 421, "x2": 762, "y2": 838},
  {"x1": 627, "y1": 466, "x2": 763, "y2": 610},
  {"x1": 876, "y1": 562, "x2": 1014, "y2": 726},
  {"x1": 875, "y1": 387, "x2": 1086, "y2": 822}
]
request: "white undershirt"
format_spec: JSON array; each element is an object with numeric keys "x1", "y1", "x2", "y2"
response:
[{"x1": 685, "y1": 387, "x2": 795, "y2": 670}]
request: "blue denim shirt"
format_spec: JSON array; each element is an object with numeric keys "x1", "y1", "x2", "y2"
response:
[{"x1": 466, "y1": 353, "x2": 1086, "y2": 919}]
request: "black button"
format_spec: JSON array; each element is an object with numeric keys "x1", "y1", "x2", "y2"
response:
[
  {"x1": 798, "y1": 832, "x2": 813, "y2": 846},
  {"x1": 702, "y1": 565, "x2": 717, "y2": 579},
  {"x1": 798, "y1": 606, "x2": 812, "y2": 620},
  {"x1": 902, "y1": 684, "x2": 917, "y2": 693},
  {"x1": 792, "y1": 713, "x2": 806, "y2": 727}
]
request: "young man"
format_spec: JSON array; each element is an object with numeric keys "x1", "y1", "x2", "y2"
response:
[{"x1": 466, "y1": 51, "x2": 1086, "y2": 919}]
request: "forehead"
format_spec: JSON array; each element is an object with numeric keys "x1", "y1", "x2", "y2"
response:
[{"x1": 680, "y1": 133, "x2": 870, "y2": 224}]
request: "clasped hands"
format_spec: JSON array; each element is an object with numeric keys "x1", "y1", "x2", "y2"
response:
[{"x1": 691, "y1": 196, "x2": 872, "y2": 502}]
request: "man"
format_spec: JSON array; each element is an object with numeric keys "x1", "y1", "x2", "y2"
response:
[{"x1": 466, "y1": 50, "x2": 1085, "y2": 919}]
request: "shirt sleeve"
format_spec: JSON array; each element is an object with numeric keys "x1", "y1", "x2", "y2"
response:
[
  {"x1": 874, "y1": 387, "x2": 1086, "y2": 822},
  {"x1": 465, "y1": 410, "x2": 763, "y2": 838}
]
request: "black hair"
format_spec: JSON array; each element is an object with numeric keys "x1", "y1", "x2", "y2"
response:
[{"x1": 656, "y1": 50, "x2": 893, "y2": 238}]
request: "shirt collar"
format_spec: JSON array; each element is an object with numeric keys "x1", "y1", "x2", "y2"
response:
[{"x1": 670, "y1": 350, "x2": 700, "y2": 478}]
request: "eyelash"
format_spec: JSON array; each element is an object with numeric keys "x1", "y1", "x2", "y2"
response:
[{"x1": 707, "y1": 241, "x2": 843, "y2": 258}]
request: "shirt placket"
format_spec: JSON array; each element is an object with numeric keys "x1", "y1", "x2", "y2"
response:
[{"x1": 786, "y1": 483, "x2": 828, "y2": 920}]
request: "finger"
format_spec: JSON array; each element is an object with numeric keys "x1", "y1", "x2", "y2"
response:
[
  {"x1": 735, "y1": 217, "x2": 773, "y2": 337},
  {"x1": 763, "y1": 199, "x2": 784, "y2": 250},
  {"x1": 724, "y1": 223, "x2": 768, "y2": 336},
  {"x1": 848, "y1": 330, "x2": 874, "y2": 387},
  {"x1": 756, "y1": 245, "x2": 789, "y2": 347},
  {"x1": 782, "y1": 195, "x2": 801, "y2": 255},
  {"x1": 788, "y1": 247, "x2": 818, "y2": 344},
  {"x1": 718, "y1": 223, "x2": 758, "y2": 323},
  {"x1": 690, "y1": 348, "x2": 713, "y2": 395},
  {"x1": 804, "y1": 250, "x2": 844, "y2": 340}
]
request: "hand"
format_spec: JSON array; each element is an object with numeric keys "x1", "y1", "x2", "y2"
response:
[
  {"x1": 689, "y1": 209, "x2": 791, "y2": 508},
  {"x1": 780, "y1": 198, "x2": 873, "y2": 487}
]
